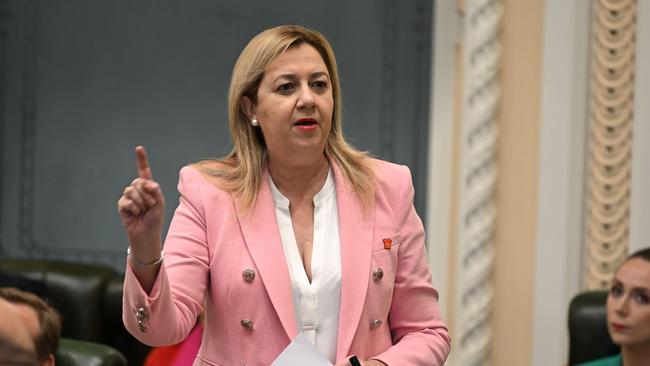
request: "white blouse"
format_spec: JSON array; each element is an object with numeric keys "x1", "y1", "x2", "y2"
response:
[{"x1": 269, "y1": 168, "x2": 342, "y2": 363}]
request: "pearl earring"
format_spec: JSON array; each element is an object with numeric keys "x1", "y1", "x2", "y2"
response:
[{"x1": 251, "y1": 118, "x2": 259, "y2": 127}]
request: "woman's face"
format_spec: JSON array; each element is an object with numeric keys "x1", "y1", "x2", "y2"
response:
[
  {"x1": 245, "y1": 43, "x2": 333, "y2": 165},
  {"x1": 607, "y1": 258, "x2": 650, "y2": 347}
]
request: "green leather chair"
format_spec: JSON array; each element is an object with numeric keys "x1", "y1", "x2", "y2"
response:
[
  {"x1": 568, "y1": 290, "x2": 619, "y2": 365},
  {"x1": 0, "y1": 259, "x2": 150, "y2": 365},
  {"x1": 57, "y1": 338, "x2": 127, "y2": 366}
]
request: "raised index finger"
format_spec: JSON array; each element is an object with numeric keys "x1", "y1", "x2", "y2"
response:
[{"x1": 135, "y1": 146, "x2": 153, "y2": 180}]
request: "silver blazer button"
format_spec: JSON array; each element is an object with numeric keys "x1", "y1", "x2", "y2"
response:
[
  {"x1": 135, "y1": 307, "x2": 149, "y2": 322},
  {"x1": 373, "y1": 268, "x2": 384, "y2": 281},
  {"x1": 369, "y1": 319, "x2": 383, "y2": 329},
  {"x1": 242, "y1": 268, "x2": 256, "y2": 282},
  {"x1": 136, "y1": 307, "x2": 149, "y2": 332},
  {"x1": 240, "y1": 318, "x2": 254, "y2": 330}
]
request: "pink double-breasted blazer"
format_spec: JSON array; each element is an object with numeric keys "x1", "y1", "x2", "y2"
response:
[{"x1": 123, "y1": 159, "x2": 450, "y2": 365}]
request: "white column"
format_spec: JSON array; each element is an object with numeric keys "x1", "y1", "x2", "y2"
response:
[
  {"x1": 531, "y1": 1, "x2": 590, "y2": 365},
  {"x1": 630, "y1": 0, "x2": 650, "y2": 254},
  {"x1": 427, "y1": 0, "x2": 460, "y2": 323}
]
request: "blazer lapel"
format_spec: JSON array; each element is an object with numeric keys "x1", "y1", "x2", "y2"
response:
[
  {"x1": 334, "y1": 163, "x2": 375, "y2": 360},
  {"x1": 233, "y1": 170, "x2": 297, "y2": 340}
]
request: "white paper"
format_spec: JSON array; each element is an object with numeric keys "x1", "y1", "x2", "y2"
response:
[{"x1": 271, "y1": 333, "x2": 334, "y2": 366}]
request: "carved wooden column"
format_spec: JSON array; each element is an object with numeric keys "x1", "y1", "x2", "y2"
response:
[
  {"x1": 452, "y1": 0, "x2": 501, "y2": 364},
  {"x1": 585, "y1": 0, "x2": 637, "y2": 290}
]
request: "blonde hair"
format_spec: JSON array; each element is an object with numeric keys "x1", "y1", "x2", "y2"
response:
[{"x1": 195, "y1": 25, "x2": 374, "y2": 208}]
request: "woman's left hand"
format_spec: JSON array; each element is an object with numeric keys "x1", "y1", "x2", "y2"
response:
[
  {"x1": 360, "y1": 361, "x2": 386, "y2": 366},
  {"x1": 334, "y1": 358, "x2": 386, "y2": 366}
]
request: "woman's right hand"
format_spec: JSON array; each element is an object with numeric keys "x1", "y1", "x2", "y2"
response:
[{"x1": 117, "y1": 146, "x2": 165, "y2": 263}]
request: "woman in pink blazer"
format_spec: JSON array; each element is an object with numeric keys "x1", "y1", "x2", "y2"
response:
[{"x1": 118, "y1": 25, "x2": 450, "y2": 366}]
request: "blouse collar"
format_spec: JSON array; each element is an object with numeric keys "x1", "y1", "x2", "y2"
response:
[{"x1": 269, "y1": 166, "x2": 335, "y2": 208}]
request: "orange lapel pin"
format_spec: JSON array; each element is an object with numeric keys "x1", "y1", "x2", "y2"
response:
[{"x1": 382, "y1": 238, "x2": 392, "y2": 249}]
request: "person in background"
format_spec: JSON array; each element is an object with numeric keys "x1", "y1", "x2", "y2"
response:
[
  {"x1": 577, "y1": 247, "x2": 650, "y2": 366},
  {"x1": 118, "y1": 24, "x2": 450, "y2": 365},
  {"x1": 0, "y1": 287, "x2": 62, "y2": 366},
  {"x1": 0, "y1": 297, "x2": 38, "y2": 366}
]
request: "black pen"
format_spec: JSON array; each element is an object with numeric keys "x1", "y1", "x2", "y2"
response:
[{"x1": 349, "y1": 356, "x2": 362, "y2": 366}]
